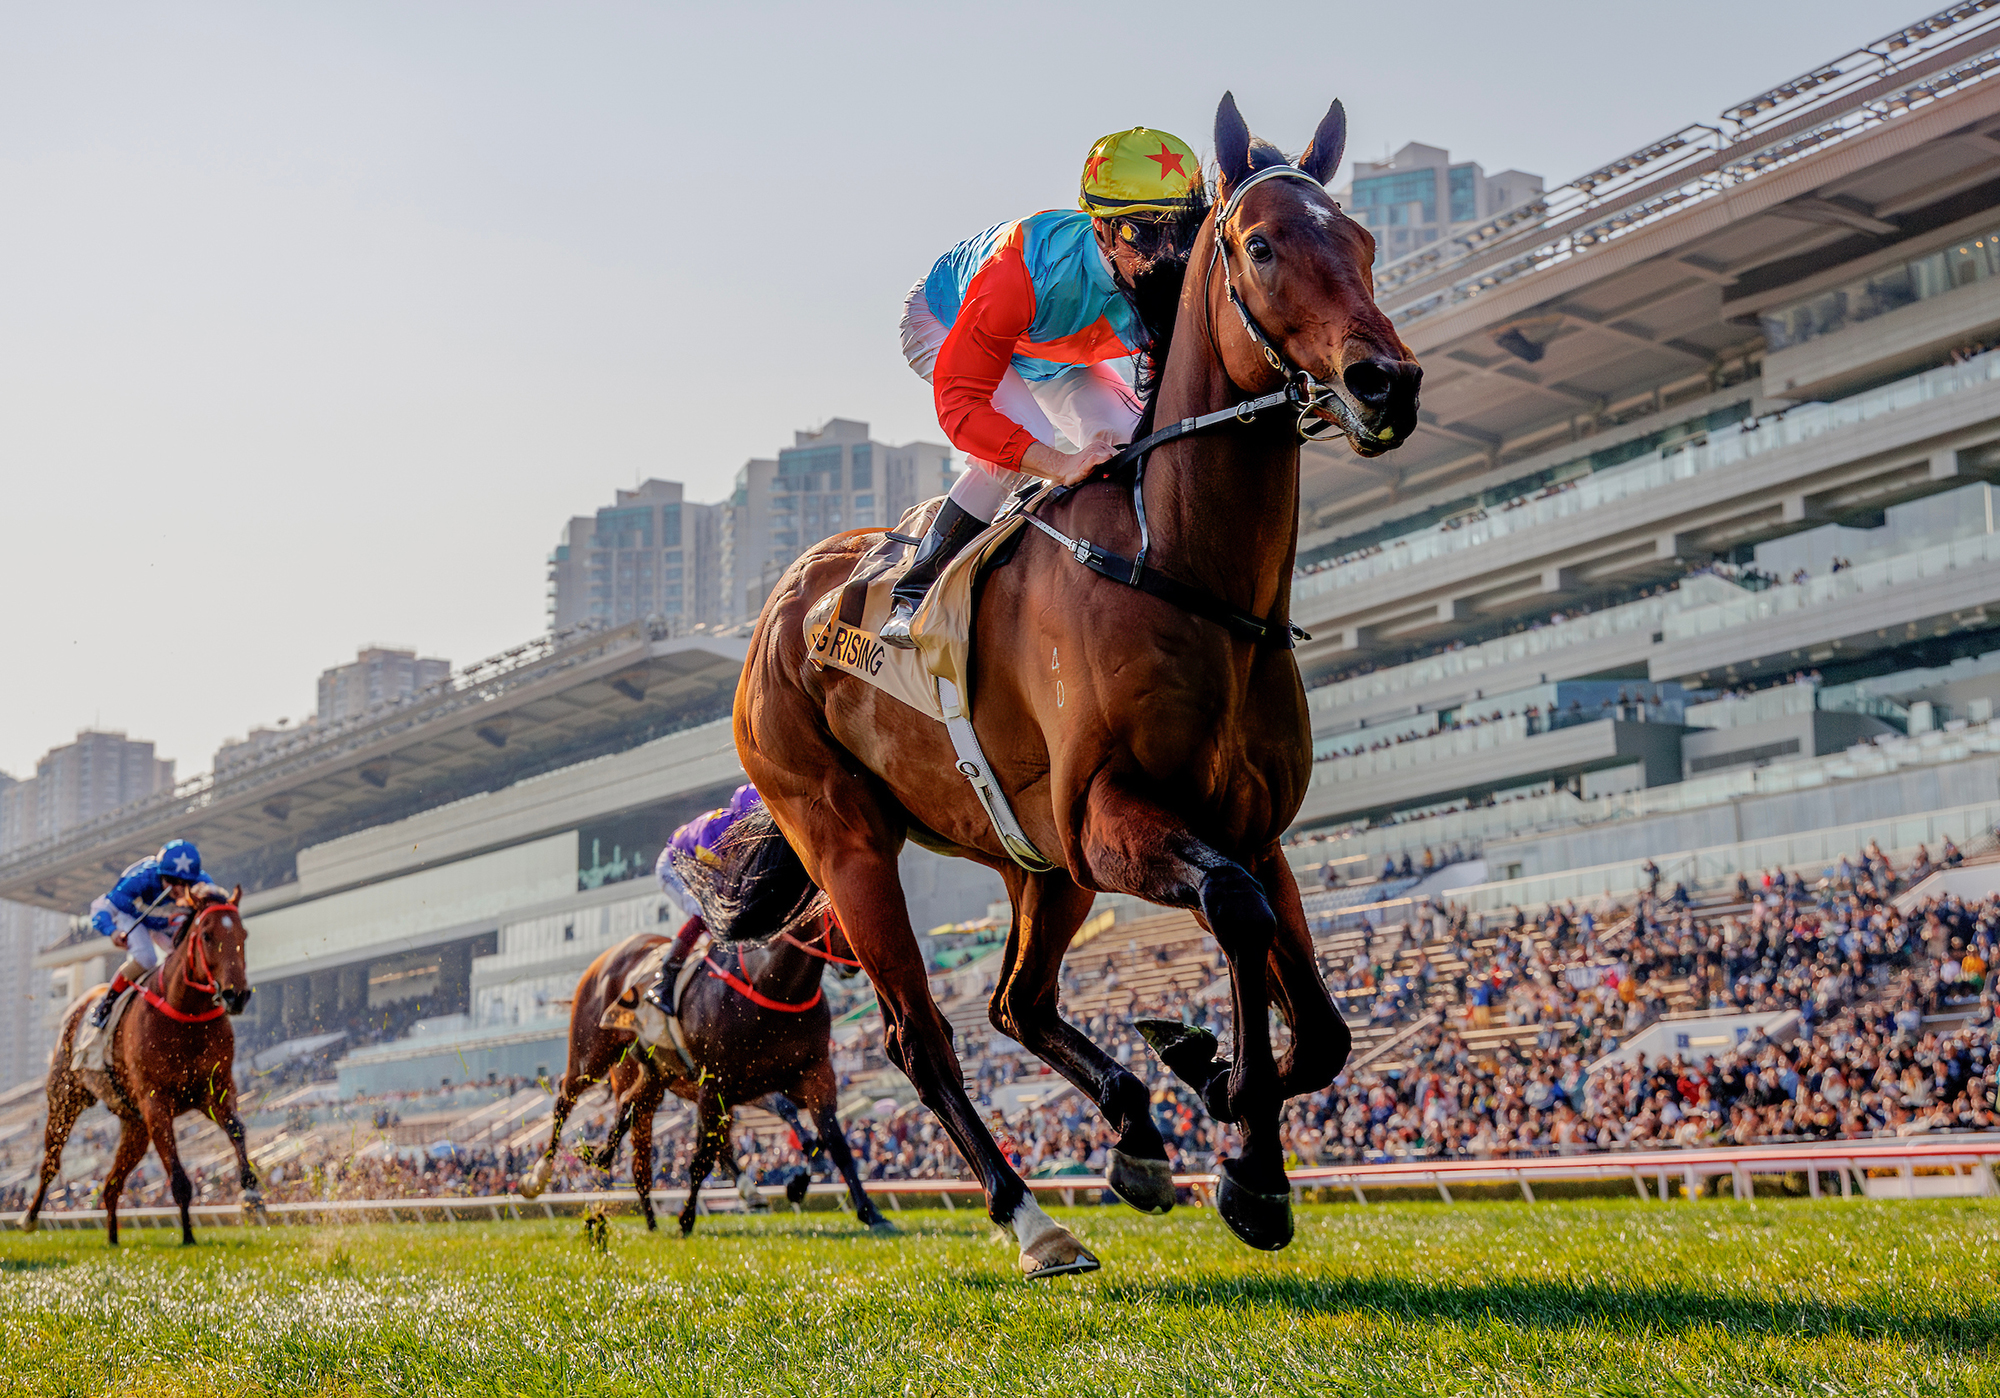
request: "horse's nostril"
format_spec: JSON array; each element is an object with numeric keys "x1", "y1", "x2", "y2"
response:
[{"x1": 1344, "y1": 360, "x2": 1395, "y2": 407}]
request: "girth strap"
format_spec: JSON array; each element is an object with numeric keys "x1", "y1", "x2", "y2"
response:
[{"x1": 1020, "y1": 514, "x2": 1309, "y2": 650}]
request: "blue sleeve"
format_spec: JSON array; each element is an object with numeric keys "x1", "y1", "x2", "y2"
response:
[{"x1": 108, "y1": 864, "x2": 172, "y2": 926}]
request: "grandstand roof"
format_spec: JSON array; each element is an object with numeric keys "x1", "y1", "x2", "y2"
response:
[
  {"x1": 1299, "y1": 6, "x2": 2000, "y2": 548},
  {"x1": 0, "y1": 622, "x2": 749, "y2": 915}
]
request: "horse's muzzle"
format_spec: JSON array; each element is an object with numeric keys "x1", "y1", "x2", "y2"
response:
[
  {"x1": 222, "y1": 987, "x2": 254, "y2": 1016},
  {"x1": 1341, "y1": 357, "x2": 1421, "y2": 454}
]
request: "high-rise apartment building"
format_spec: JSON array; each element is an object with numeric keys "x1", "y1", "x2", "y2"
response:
[
  {"x1": 721, "y1": 421, "x2": 954, "y2": 624},
  {"x1": 1336, "y1": 143, "x2": 1543, "y2": 264},
  {"x1": 316, "y1": 646, "x2": 452, "y2": 724},
  {"x1": 546, "y1": 479, "x2": 723, "y2": 633},
  {"x1": 0, "y1": 730, "x2": 176, "y2": 1090}
]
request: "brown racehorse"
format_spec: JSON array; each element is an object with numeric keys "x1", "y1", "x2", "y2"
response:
[
  {"x1": 518, "y1": 907, "x2": 891, "y2": 1235},
  {"x1": 23, "y1": 887, "x2": 262, "y2": 1245},
  {"x1": 736, "y1": 93, "x2": 1419, "y2": 1275}
]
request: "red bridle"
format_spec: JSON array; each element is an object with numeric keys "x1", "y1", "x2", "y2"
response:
[
  {"x1": 142, "y1": 903, "x2": 233, "y2": 1025},
  {"x1": 777, "y1": 911, "x2": 862, "y2": 969}
]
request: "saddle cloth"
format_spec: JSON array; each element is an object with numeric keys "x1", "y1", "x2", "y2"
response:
[
  {"x1": 70, "y1": 985, "x2": 139, "y2": 1074},
  {"x1": 803, "y1": 499, "x2": 1029, "y2": 723}
]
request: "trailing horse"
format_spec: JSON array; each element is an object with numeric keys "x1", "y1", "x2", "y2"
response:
[
  {"x1": 736, "y1": 93, "x2": 1419, "y2": 1276},
  {"x1": 22, "y1": 887, "x2": 263, "y2": 1245},
  {"x1": 519, "y1": 813, "x2": 890, "y2": 1235}
]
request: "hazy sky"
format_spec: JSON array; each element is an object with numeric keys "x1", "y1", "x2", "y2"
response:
[{"x1": 1, "y1": 0, "x2": 1906, "y2": 780}]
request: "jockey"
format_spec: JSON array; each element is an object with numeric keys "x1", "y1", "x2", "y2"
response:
[
  {"x1": 645, "y1": 784, "x2": 762, "y2": 1016},
  {"x1": 880, "y1": 126, "x2": 1205, "y2": 647},
  {"x1": 85, "y1": 839, "x2": 214, "y2": 1029}
]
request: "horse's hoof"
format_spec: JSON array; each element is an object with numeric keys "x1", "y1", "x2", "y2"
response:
[
  {"x1": 1132, "y1": 1018, "x2": 1220, "y2": 1085},
  {"x1": 678, "y1": 1219, "x2": 696, "y2": 1238},
  {"x1": 1019, "y1": 1226, "x2": 1099, "y2": 1280},
  {"x1": 1215, "y1": 1158, "x2": 1293, "y2": 1252},
  {"x1": 785, "y1": 1172, "x2": 811, "y2": 1207},
  {"x1": 17, "y1": 1216, "x2": 35, "y2": 1234},
  {"x1": 1106, "y1": 1148, "x2": 1175, "y2": 1216},
  {"x1": 866, "y1": 1216, "x2": 900, "y2": 1235}
]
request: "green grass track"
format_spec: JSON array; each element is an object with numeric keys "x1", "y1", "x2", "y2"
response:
[{"x1": 3, "y1": 1199, "x2": 1997, "y2": 1396}]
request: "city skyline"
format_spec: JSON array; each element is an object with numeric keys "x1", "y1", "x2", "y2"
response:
[{"x1": 0, "y1": 1, "x2": 1902, "y2": 779}]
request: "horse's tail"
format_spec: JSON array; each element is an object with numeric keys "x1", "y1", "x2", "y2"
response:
[{"x1": 670, "y1": 806, "x2": 824, "y2": 944}]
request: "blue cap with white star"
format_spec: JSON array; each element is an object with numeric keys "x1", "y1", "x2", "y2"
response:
[{"x1": 157, "y1": 839, "x2": 204, "y2": 882}]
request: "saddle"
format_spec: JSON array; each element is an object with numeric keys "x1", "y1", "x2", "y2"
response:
[
  {"x1": 70, "y1": 982, "x2": 141, "y2": 1074},
  {"x1": 803, "y1": 497, "x2": 1049, "y2": 870},
  {"x1": 598, "y1": 933, "x2": 711, "y2": 1072}
]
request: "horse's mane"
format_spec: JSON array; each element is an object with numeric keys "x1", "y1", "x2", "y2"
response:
[
  {"x1": 667, "y1": 806, "x2": 826, "y2": 945},
  {"x1": 1127, "y1": 178, "x2": 1215, "y2": 440},
  {"x1": 1128, "y1": 143, "x2": 1285, "y2": 439}
]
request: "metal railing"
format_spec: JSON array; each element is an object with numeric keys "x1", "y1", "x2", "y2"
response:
[
  {"x1": 1374, "y1": 3, "x2": 2000, "y2": 325},
  {"x1": 8, "y1": 1137, "x2": 1994, "y2": 1230}
]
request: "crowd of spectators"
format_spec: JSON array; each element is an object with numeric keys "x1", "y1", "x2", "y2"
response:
[{"x1": 11, "y1": 838, "x2": 2000, "y2": 1212}]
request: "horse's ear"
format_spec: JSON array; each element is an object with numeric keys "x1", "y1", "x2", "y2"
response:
[
  {"x1": 1215, "y1": 91, "x2": 1252, "y2": 201},
  {"x1": 232, "y1": 883, "x2": 243, "y2": 907},
  {"x1": 1300, "y1": 99, "x2": 1347, "y2": 187}
]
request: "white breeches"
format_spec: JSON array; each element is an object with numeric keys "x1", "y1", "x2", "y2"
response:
[
  {"x1": 125, "y1": 926, "x2": 170, "y2": 973},
  {"x1": 900, "y1": 281, "x2": 1141, "y2": 522}
]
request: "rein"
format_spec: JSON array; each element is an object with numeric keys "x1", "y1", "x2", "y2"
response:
[
  {"x1": 704, "y1": 945, "x2": 824, "y2": 1014},
  {"x1": 143, "y1": 903, "x2": 231, "y2": 1025}
]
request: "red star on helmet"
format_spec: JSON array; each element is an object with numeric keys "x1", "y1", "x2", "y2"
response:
[
  {"x1": 1085, "y1": 152, "x2": 1110, "y2": 185},
  {"x1": 1147, "y1": 142, "x2": 1190, "y2": 181}
]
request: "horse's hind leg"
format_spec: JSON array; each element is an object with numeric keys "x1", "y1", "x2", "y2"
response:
[
  {"x1": 100, "y1": 1118, "x2": 151, "y2": 1248},
  {"x1": 809, "y1": 1103, "x2": 892, "y2": 1232},
  {"x1": 520, "y1": 1054, "x2": 606, "y2": 1199},
  {"x1": 989, "y1": 867, "x2": 1173, "y2": 1215},
  {"x1": 22, "y1": 1070, "x2": 94, "y2": 1232},
  {"x1": 1078, "y1": 780, "x2": 1292, "y2": 1251}
]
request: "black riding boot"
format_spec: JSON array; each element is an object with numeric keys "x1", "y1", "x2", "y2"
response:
[{"x1": 880, "y1": 501, "x2": 986, "y2": 649}]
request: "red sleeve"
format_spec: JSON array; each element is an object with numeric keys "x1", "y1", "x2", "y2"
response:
[{"x1": 933, "y1": 246, "x2": 1040, "y2": 471}]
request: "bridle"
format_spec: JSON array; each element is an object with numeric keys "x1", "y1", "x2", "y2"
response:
[
  {"x1": 1088, "y1": 163, "x2": 1393, "y2": 482},
  {"x1": 1204, "y1": 164, "x2": 1395, "y2": 451},
  {"x1": 777, "y1": 911, "x2": 862, "y2": 970},
  {"x1": 143, "y1": 902, "x2": 232, "y2": 1024}
]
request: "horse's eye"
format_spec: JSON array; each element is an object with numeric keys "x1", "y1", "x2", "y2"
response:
[{"x1": 1246, "y1": 234, "x2": 1273, "y2": 264}]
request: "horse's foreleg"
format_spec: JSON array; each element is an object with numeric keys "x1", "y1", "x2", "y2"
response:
[
  {"x1": 761, "y1": 1092, "x2": 819, "y2": 1206},
  {"x1": 677, "y1": 1087, "x2": 726, "y2": 1237},
  {"x1": 22, "y1": 1074, "x2": 92, "y2": 1232},
  {"x1": 1255, "y1": 849, "x2": 1350, "y2": 1098},
  {"x1": 141, "y1": 1102, "x2": 195, "y2": 1246},
  {"x1": 99, "y1": 1119, "x2": 150, "y2": 1248},
  {"x1": 990, "y1": 867, "x2": 1172, "y2": 1215},
  {"x1": 820, "y1": 848, "x2": 1094, "y2": 1277},
  {"x1": 1079, "y1": 782, "x2": 1291, "y2": 1251}
]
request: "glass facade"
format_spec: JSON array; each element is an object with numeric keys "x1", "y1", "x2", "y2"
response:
[
  {"x1": 1761, "y1": 229, "x2": 2000, "y2": 351},
  {"x1": 1447, "y1": 164, "x2": 1477, "y2": 223},
  {"x1": 1352, "y1": 169, "x2": 1437, "y2": 226}
]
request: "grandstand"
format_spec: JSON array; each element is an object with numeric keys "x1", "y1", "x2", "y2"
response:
[{"x1": 18, "y1": 5, "x2": 2000, "y2": 1205}]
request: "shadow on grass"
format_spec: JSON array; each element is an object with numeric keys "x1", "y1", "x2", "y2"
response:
[
  {"x1": 0, "y1": 1257, "x2": 70, "y2": 1271},
  {"x1": 1103, "y1": 1273, "x2": 1998, "y2": 1352}
]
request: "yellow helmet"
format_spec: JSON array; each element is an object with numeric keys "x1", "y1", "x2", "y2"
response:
[{"x1": 1079, "y1": 128, "x2": 1202, "y2": 217}]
